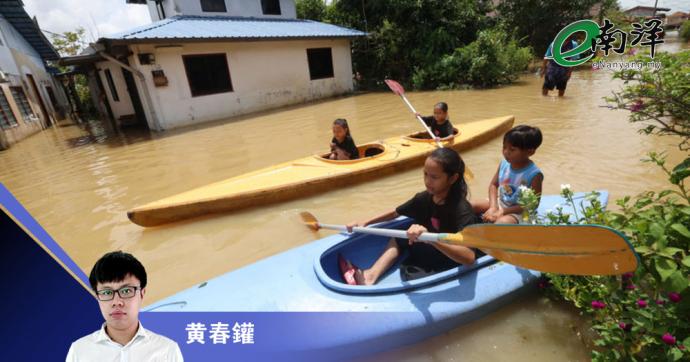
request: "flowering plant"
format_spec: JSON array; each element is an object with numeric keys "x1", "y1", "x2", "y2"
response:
[{"x1": 526, "y1": 154, "x2": 690, "y2": 361}]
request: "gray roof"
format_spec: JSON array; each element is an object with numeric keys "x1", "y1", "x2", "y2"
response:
[
  {"x1": 0, "y1": 0, "x2": 59, "y2": 61},
  {"x1": 102, "y1": 16, "x2": 366, "y2": 44}
]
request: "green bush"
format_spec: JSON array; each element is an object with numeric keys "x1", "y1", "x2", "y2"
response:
[
  {"x1": 412, "y1": 28, "x2": 532, "y2": 89},
  {"x1": 519, "y1": 154, "x2": 690, "y2": 361},
  {"x1": 605, "y1": 51, "x2": 690, "y2": 151},
  {"x1": 680, "y1": 21, "x2": 690, "y2": 42}
]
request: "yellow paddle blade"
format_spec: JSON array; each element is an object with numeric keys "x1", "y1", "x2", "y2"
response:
[
  {"x1": 483, "y1": 248, "x2": 637, "y2": 276},
  {"x1": 441, "y1": 224, "x2": 638, "y2": 276},
  {"x1": 299, "y1": 211, "x2": 320, "y2": 231}
]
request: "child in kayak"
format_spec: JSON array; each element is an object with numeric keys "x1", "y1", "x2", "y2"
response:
[
  {"x1": 472, "y1": 125, "x2": 543, "y2": 224},
  {"x1": 329, "y1": 118, "x2": 359, "y2": 160},
  {"x1": 415, "y1": 102, "x2": 456, "y2": 141},
  {"x1": 340, "y1": 148, "x2": 479, "y2": 285}
]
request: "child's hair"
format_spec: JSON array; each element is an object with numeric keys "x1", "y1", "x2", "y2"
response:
[
  {"x1": 333, "y1": 118, "x2": 350, "y2": 136},
  {"x1": 89, "y1": 251, "x2": 147, "y2": 291},
  {"x1": 429, "y1": 148, "x2": 467, "y2": 202},
  {"x1": 434, "y1": 102, "x2": 448, "y2": 113},
  {"x1": 503, "y1": 125, "x2": 542, "y2": 150}
]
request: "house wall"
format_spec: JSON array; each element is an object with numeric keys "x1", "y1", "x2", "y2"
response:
[
  {"x1": 0, "y1": 16, "x2": 19, "y2": 76},
  {"x1": 0, "y1": 14, "x2": 70, "y2": 148},
  {"x1": 95, "y1": 60, "x2": 136, "y2": 122},
  {"x1": 146, "y1": 0, "x2": 296, "y2": 21},
  {"x1": 112, "y1": 38, "x2": 354, "y2": 130}
]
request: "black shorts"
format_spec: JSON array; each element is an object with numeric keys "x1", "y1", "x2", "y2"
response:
[{"x1": 543, "y1": 73, "x2": 569, "y2": 91}]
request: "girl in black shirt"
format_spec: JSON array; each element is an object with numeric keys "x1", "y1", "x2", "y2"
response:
[
  {"x1": 343, "y1": 148, "x2": 479, "y2": 285},
  {"x1": 329, "y1": 118, "x2": 359, "y2": 160},
  {"x1": 415, "y1": 102, "x2": 456, "y2": 141}
]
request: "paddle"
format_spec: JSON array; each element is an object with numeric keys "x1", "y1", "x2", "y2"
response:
[
  {"x1": 385, "y1": 79, "x2": 474, "y2": 181},
  {"x1": 300, "y1": 212, "x2": 638, "y2": 276},
  {"x1": 385, "y1": 79, "x2": 444, "y2": 148}
]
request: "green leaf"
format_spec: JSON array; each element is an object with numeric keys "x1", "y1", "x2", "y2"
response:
[
  {"x1": 671, "y1": 157, "x2": 690, "y2": 173},
  {"x1": 658, "y1": 190, "x2": 674, "y2": 199},
  {"x1": 664, "y1": 270, "x2": 690, "y2": 292},
  {"x1": 683, "y1": 336, "x2": 690, "y2": 349},
  {"x1": 635, "y1": 245, "x2": 652, "y2": 254},
  {"x1": 682, "y1": 256, "x2": 690, "y2": 268},
  {"x1": 660, "y1": 247, "x2": 684, "y2": 257},
  {"x1": 650, "y1": 223, "x2": 665, "y2": 240},
  {"x1": 671, "y1": 223, "x2": 690, "y2": 239},
  {"x1": 637, "y1": 309, "x2": 653, "y2": 319},
  {"x1": 671, "y1": 348, "x2": 684, "y2": 361}
]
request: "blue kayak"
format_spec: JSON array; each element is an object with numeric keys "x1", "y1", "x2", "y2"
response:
[{"x1": 145, "y1": 191, "x2": 608, "y2": 356}]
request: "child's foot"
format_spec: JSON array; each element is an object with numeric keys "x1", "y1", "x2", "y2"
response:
[
  {"x1": 338, "y1": 254, "x2": 360, "y2": 285},
  {"x1": 354, "y1": 268, "x2": 376, "y2": 286}
]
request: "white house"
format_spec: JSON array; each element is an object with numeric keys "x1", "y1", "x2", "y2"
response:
[
  {"x1": 0, "y1": 0, "x2": 68, "y2": 149},
  {"x1": 63, "y1": 0, "x2": 365, "y2": 131}
]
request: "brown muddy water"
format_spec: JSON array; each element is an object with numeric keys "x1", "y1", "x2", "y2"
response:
[{"x1": 1, "y1": 33, "x2": 687, "y2": 361}]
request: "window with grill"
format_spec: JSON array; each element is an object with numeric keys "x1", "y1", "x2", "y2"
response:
[
  {"x1": 10, "y1": 87, "x2": 34, "y2": 120},
  {"x1": 0, "y1": 88, "x2": 17, "y2": 128},
  {"x1": 183, "y1": 53, "x2": 234, "y2": 97}
]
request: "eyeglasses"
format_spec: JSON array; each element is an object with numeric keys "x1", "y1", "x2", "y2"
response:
[{"x1": 96, "y1": 286, "x2": 141, "y2": 301}]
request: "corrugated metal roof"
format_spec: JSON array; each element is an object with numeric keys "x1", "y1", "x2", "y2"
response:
[
  {"x1": 103, "y1": 16, "x2": 366, "y2": 44},
  {"x1": 0, "y1": 0, "x2": 59, "y2": 61}
]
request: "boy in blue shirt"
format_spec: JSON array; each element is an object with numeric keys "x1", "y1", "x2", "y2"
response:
[{"x1": 472, "y1": 125, "x2": 544, "y2": 224}]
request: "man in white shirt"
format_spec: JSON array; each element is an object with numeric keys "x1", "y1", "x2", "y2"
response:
[{"x1": 66, "y1": 251, "x2": 183, "y2": 361}]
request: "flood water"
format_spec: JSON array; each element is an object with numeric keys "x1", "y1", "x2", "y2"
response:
[{"x1": 1, "y1": 33, "x2": 686, "y2": 360}]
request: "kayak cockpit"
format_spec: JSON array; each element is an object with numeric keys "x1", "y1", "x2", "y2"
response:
[
  {"x1": 403, "y1": 128, "x2": 459, "y2": 142},
  {"x1": 316, "y1": 142, "x2": 386, "y2": 164},
  {"x1": 313, "y1": 217, "x2": 496, "y2": 295}
]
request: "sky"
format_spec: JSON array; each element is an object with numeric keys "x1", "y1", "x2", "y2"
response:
[{"x1": 21, "y1": 0, "x2": 690, "y2": 41}]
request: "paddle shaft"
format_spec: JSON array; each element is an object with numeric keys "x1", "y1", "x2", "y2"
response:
[
  {"x1": 317, "y1": 222, "x2": 441, "y2": 243},
  {"x1": 307, "y1": 215, "x2": 638, "y2": 275},
  {"x1": 398, "y1": 94, "x2": 444, "y2": 148},
  {"x1": 315, "y1": 222, "x2": 634, "y2": 254}
]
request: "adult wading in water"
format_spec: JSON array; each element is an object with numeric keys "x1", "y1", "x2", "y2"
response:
[{"x1": 541, "y1": 34, "x2": 580, "y2": 97}]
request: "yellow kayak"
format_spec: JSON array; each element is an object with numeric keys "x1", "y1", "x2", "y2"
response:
[{"x1": 128, "y1": 115, "x2": 514, "y2": 226}]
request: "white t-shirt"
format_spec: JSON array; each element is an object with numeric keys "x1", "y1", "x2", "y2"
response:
[{"x1": 66, "y1": 322, "x2": 183, "y2": 362}]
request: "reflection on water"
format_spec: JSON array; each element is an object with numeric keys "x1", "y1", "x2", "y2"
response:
[{"x1": 1, "y1": 32, "x2": 686, "y2": 360}]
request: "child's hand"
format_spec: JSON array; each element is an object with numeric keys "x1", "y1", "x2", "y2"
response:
[
  {"x1": 346, "y1": 221, "x2": 365, "y2": 233},
  {"x1": 483, "y1": 207, "x2": 501, "y2": 222},
  {"x1": 415, "y1": 112, "x2": 422, "y2": 118},
  {"x1": 407, "y1": 224, "x2": 428, "y2": 244}
]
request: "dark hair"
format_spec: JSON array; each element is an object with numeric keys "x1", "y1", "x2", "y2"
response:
[
  {"x1": 89, "y1": 251, "x2": 147, "y2": 291},
  {"x1": 434, "y1": 102, "x2": 448, "y2": 113},
  {"x1": 333, "y1": 118, "x2": 350, "y2": 136},
  {"x1": 503, "y1": 125, "x2": 542, "y2": 150},
  {"x1": 429, "y1": 148, "x2": 467, "y2": 202}
]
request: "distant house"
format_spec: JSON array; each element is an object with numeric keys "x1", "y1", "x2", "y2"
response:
[
  {"x1": 0, "y1": 0, "x2": 69, "y2": 149},
  {"x1": 61, "y1": 0, "x2": 365, "y2": 131},
  {"x1": 666, "y1": 11, "x2": 689, "y2": 29},
  {"x1": 623, "y1": 6, "x2": 671, "y2": 18}
]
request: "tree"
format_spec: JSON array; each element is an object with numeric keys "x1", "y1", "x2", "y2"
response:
[
  {"x1": 50, "y1": 27, "x2": 88, "y2": 58},
  {"x1": 496, "y1": 0, "x2": 614, "y2": 57},
  {"x1": 296, "y1": 0, "x2": 326, "y2": 20},
  {"x1": 323, "y1": 0, "x2": 493, "y2": 88},
  {"x1": 48, "y1": 27, "x2": 95, "y2": 117}
]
